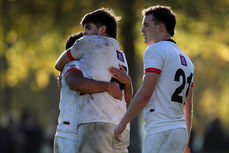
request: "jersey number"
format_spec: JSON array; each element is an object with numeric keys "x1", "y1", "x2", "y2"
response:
[{"x1": 171, "y1": 68, "x2": 193, "y2": 104}]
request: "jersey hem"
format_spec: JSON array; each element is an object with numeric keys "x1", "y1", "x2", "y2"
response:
[
  {"x1": 145, "y1": 124, "x2": 187, "y2": 136},
  {"x1": 55, "y1": 130, "x2": 78, "y2": 140}
]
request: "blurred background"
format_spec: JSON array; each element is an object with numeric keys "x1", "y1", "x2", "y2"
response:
[{"x1": 0, "y1": 0, "x2": 229, "y2": 153}]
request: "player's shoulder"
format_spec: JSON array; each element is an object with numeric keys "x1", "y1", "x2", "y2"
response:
[
  {"x1": 82, "y1": 35, "x2": 106, "y2": 40},
  {"x1": 155, "y1": 40, "x2": 175, "y2": 50},
  {"x1": 83, "y1": 35, "x2": 98, "y2": 39},
  {"x1": 145, "y1": 42, "x2": 164, "y2": 57},
  {"x1": 78, "y1": 35, "x2": 100, "y2": 42},
  {"x1": 178, "y1": 51, "x2": 195, "y2": 70},
  {"x1": 85, "y1": 35, "x2": 117, "y2": 42},
  {"x1": 77, "y1": 35, "x2": 102, "y2": 48},
  {"x1": 82, "y1": 35, "x2": 119, "y2": 49}
]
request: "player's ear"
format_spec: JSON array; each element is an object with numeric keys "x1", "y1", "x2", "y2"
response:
[
  {"x1": 158, "y1": 23, "x2": 165, "y2": 33},
  {"x1": 99, "y1": 25, "x2": 107, "y2": 35}
]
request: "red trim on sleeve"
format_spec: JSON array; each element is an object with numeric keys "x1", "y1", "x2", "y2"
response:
[
  {"x1": 191, "y1": 82, "x2": 194, "y2": 87},
  {"x1": 64, "y1": 68, "x2": 81, "y2": 75},
  {"x1": 67, "y1": 49, "x2": 75, "y2": 61},
  {"x1": 144, "y1": 68, "x2": 161, "y2": 74}
]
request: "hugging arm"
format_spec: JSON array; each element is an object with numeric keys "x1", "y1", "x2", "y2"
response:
[
  {"x1": 55, "y1": 50, "x2": 71, "y2": 72},
  {"x1": 64, "y1": 70, "x2": 123, "y2": 100},
  {"x1": 109, "y1": 64, "x2": 133, "y2": 106}
]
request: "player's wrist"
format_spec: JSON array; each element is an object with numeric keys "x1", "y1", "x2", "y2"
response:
[
  {"x1": 124, "y1": 76, "x2": 131, "y2": 85},
  {"x1": 120, "y1": 117, "x2": 129, "y2": 126},
  {"x1": 104, "y1": 82, "x2": 111, "y2": 92},
  {"x1": 105, "y1": 82, "x2": 116, "y2": 92}
]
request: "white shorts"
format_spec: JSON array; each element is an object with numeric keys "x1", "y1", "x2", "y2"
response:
[
  {"x1": 77, "y1": 122, "x2": 130, "y2": 153},
  {"x1": 142, "y1": 128, "x2": 188, "y2": 153},
  {"x1": 54, "y1": 136, "x2": 78, "y2": 153}
]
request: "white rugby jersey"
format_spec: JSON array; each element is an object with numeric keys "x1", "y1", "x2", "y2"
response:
[
  {"x1": 68, "y1": 35, "x2": 130, "y2": 130},
  {"x1": 143, "y1": 40, "x2": 194, "y2": 135},
  {"x1": 55, "y1": 60, "x2": 83, "y2": 140}
]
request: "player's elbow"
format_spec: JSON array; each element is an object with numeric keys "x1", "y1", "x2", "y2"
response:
[
  {"x1": 55, "y1": 61, "x2": 63, "y2": 71},
  {"x1": 68, "y1": 83, "x2": 77, "y2": 91},
  {"x1": 66, "y1": 81, "x2": 80, "y2": 91},
  {"x1": 66, "y1": 78, "x2": 83, "y2": 92},
  {"x1": 55, "y1": 63, "x2": 60, "y2": 71}
]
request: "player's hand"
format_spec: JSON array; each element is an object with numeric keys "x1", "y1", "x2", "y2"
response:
[
  {"x1": 109, "y1": 64, "x2": 131, "y2": 84},
  {"x1": 114, "y1": 122, "x2": 126, "y2": 142},
  {"x1": 57, "y1": 73, "x2": 62, "y2": 89},
  {"x1": 107, "y1": 82, "x2": 122, "y2": 100}
]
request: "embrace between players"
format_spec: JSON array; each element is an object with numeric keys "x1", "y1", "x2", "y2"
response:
[{"x1": 54, "y1": 5, "x2": 194, "y2": 153}]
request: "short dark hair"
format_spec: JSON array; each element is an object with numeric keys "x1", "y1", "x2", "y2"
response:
[
  {"x1": 65, "y1": 32, "x2": 84, "y2": 50},
  {"x1": 80, "y1": 8, "x2": 120, "y2": 39},
  {"x1": 142, "y1": 5, "x2": 176, "y2": 36}
]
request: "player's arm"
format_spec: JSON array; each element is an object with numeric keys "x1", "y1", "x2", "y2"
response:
[
  {"x1": 109, "y1": 64, "x2": 133, "y2": 106},
  {"x1": 184, "y1": 86, "x2": 193, "y2": 153},
  {"x1": 55, "y1": 38, "x2": 86, "y2": 72},
  {"x1": 184, "y1": 86, "x2": 193, "y2": 138},
  {"x1": 114, "y1": 72, "x2": 159, "y2": 141},
  {"x1": 123, "y1": 78, "x2": 132, "y2": 107},
  {"x1": 65, "y1": 70, "x2": 122, "y2": 100},
  {"x1": 55, "y1": 50, "x2": 71, "y2": 72}
]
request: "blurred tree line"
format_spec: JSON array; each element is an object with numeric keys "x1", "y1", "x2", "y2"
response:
[{"x1": 0, "y1": 0, "x2": 229, "y2": 152}]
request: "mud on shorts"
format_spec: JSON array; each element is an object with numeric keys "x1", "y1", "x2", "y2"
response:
[{"x1": 77, "y1": 122, "x2": 130, "y2": 153}]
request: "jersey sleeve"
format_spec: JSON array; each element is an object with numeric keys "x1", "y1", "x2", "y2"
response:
[
  {"x1": 68, "y1": 36, "x2": 90, "y2": 60},
  {"x1": 144, "y1": 46, "x2": 164, "y2": 75},
  {"x1": 63, "y1": 60, "x2": 81, "y2": 76}
]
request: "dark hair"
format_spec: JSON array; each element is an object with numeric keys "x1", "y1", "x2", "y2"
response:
[
  {"x1": 80, "y1": 8, "x2": 120, "y2": 39},
  {"x1": 142, "y1": 5, "x2": 176, "y2": 36},
  {"x1": 65, "y1": 32, "x2": 84, "y2": 50}
]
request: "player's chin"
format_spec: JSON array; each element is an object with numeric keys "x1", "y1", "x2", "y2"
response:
[
  {"x1": 144, "y1": 38, "x2": 149, "y2": 44},
  {"x1": 143, "y1": 39, "x2": 147, "y2": 44},
  {"x1": 143, "y1": 36, "x2": 146, "y2": 41}
]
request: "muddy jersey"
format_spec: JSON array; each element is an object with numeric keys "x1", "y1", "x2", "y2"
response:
[
  {"x1": 55, "y1": 61, "x2": 83, "y2": 140},
  {"x1": 143, "y1": 40, "x2": 194, "y2": 135},
  {"x1": 68, "y1": 35, "x2": 130, "y2": 130}
]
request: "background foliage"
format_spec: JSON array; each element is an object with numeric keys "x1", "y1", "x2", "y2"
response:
[{"x1": 1, "y1": 0, "x2": 229, "y2": 152}]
